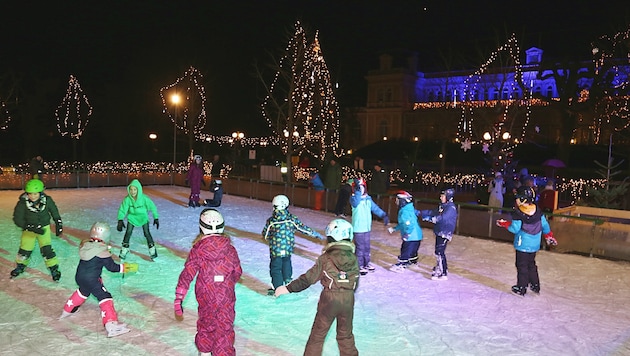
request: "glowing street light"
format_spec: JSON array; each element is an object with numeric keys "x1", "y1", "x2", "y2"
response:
[{"x1": 172, "y1": 93, "x2": 181, "y2": 167}]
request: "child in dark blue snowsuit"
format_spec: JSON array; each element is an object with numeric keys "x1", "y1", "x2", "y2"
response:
[{"x1": 419, "y1": 188, "x2": 458, "y2": 280}]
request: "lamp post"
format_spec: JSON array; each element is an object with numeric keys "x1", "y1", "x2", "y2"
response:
[
  {"x1": 171, "y1": 93, "x2": 181, "y2": 168},
  {"x1": 231, "y1": 131, "x2": 245, "y2": 175}
]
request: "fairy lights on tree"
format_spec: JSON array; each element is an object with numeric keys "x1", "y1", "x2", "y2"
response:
[
  {"x1": 159, "y1": 66, "x2": 207, "y2": 152},
  {"x1": 457, "y1": 34, "x2": 533, "y2": 172},
  {"x1": 55, "y1": 75, "x2": 93, "y2": 139}
]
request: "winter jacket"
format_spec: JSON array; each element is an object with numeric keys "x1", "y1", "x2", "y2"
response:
[
  {"x1": 186, "y1": 162, "x2": 205, "y2": 194},
  {"x1": 262, "y1": 209, "x2": 317, "y2": 258},
  {"x1": 76, "y1": 240, "x2": 123, "y2": 287},
  {"x1": 309, "y1": 173, "x2": 325, "y2": 191},
  {"x1": 391, "y1": 203, "x2": 423, "y2": 242},
  {"x1": 419, "y1": 201, "x2": 458, "y2": 240},
  {"x1": 323, "y1": 162, "x2": 342, "y2": 190},
  {"x1": 13, "y1": 193, "x2": 61, "y2": 229},
  {"x1": 176, "y1": 233, "x2": 242, "y2": 303},
  {"x1": 117, "y1": 179, "x2": 159, "y2": 227},
  {"x1": 287, "y1": 240, "x2": 359, "y2": 293},
  {"x1": 507, "y1": 204, "x2": 551, "y2": 253},
  {"x1": 350, "y1": 193, "x2": 387, "y2": 233}
]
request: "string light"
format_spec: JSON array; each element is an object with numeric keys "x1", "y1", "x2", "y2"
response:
[
  {"x1": 159, "y1": 66, "x2": 207, "y2": 136},
  {"x1": 0, "y1": 100, "x2": 11, "y2": 130},
  {"x1": 55, "y1": 75, "x2": 93, "y2": 139}
]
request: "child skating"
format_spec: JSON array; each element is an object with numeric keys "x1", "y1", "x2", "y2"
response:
[
  {"x1": 174, "y1": 209, "x2": 242, "y2": 356},
  {"x1": 349, "y1": 177, "x2": 389, "y2": 275},
  {"x1": 387, "y1": 191, "x2": 423, "y2": 273},
  {"x1": 116, "y1": 179, "x2": 160, "y2": 259},
  {"x1": 496, "y1": 186, "x2": 557, "y2": 296},
  {"x1": 275, "y1": 218, "x2": 360, "y2": 356},
  {"x1": 419, "y1": 188, "x2": 458, "y2": 280},
  {"x1": 10, "y1": 179, "x2": 64, "y2": 281},
  {"x1": 60, "y1": 222, "x2": 138, "y2": 337},
  {"x1": 262, "y1": 195, "x2": 324, "y2": 295}
]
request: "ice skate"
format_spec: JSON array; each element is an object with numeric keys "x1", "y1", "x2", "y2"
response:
[
  {"x1": 389, "y1": 263, "x2": 407, "y2": 273},
  {"x1": 188, "y1": 199, "x2": 195, "y2": 208},
  {"x1": 511, "y1": 285, "x2": 526, "y2": 296},
  {"x1": 105, "y1": 321, "x2": 130, "y2": 337},
  {"x1": 359, "y1": 266, "x2": 369, "y2": 276},
  {"x1": 119, "y1": 247, "x2": 129, "y2": 259},
  {"x1": 366, "y1": 262, "x2": 376, "y2": 272},
  {"x1": 49, "y1": 265, "x2": 61, "y2": 281},
  {"x1": 529, "y1": 283, "x2": 540, "y2": 294},
  {"x1": 59, "y1": 310, "x2": 75, "y2": 319},
  {"x1": 431, "y1": 274, "x2": 448, "y2": 281},
  {"x1": 10, "y1": 264, "x2": 26, "y2": 278},
  {"x1": 148, "y1": 246, "x2": 158, "y2": 259}
]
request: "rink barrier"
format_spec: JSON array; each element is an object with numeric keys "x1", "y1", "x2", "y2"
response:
[{"x1": 1, "y1": 173, "x2": 626, "y2": 262}]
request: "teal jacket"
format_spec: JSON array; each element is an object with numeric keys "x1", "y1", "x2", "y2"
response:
[{"x1": 117, "y1": 179, "x2": 159, "y2": 227}]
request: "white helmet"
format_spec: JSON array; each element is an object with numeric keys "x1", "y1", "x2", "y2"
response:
[
  {"x1": 89, "y1": 222, "x2": 111, "y2": 244},
  {"x1": 199, "y1": 208, "x2": 225, "y2": 234},
  {"x1": 272, "y1": 195, "x2": 290, "y2": 210},
  {"x1": 325, "y1": 219, "x2": 353, "y2": 242}
]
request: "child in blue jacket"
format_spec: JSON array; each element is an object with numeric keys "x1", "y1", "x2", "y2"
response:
[
  {"x1": 387, "y1": 191, "x2": 423, "y2": 273},
  {"x1": 419, "y1": 188, "x2": 458, "y2": 281}
]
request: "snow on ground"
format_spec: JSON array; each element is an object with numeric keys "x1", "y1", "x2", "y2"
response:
[{"x1": 1, "y1": 185, "x2": 630, "y2": 356}]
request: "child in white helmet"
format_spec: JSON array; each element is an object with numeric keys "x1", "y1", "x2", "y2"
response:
[
  {"x1": 174, "y1": 208, "x2": 242, "y2": 356},
  {"x1": 60, "y1": 222, "x2": 138, "y2": 337},
  {"x1": 262, "y1": 194, "x2": 324, "y2": 295},
  {"x1": 275, "y1": 218, "x2": 360, "y2": 355}
]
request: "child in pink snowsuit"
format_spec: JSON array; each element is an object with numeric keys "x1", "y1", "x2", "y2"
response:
[
  {"x1": 174, "y1": 208, "x2": 242, "y2": 356},
  {"x1": 186, "y1": 154, "x2": 205, "y2": 207}
]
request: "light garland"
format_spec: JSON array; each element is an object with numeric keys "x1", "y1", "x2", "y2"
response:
[
  {"x1": 0, "y1": 99, "x2": 11, "y2": 130},
  {"x1": 55, "y1": 75, "x2": 93, "y2": 139},
  {"x1": 159, "y1": 66, "x2": 207, "y2": 135}
]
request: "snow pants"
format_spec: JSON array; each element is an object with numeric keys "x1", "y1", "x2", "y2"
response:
[
  {"x1": 434, "y1": 235, "x2": 449, "y2": 276},
  {"x1": 121, "y1": 223, "x2": 155, "y2": 249},
  {"x1": 515, "y1": 250, "x2": 539, "y2": 288},
  {"x1": 304, "y1": 289, "x2": 358, "y2": 356},
  {"x1": 269, "y1": 255, "x2": 292, "y2": 289},
  {"x1": 398, "y1": 240, "x2": 421, "y2": 265},
  {"x1": 353, "y1": 232, "x2": 371, "y2": 268},
  {"x1": 16, "y1": 226, "x2": 59, "y2": 268},
  {"x1": 195, "y1": 291, "x2": 236, "y2": 355}
]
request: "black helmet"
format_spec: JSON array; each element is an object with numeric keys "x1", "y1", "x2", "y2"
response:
[
  {"x1": 516, "y1": 186, "x2": 536, "y2": 204},
  {"x1": 441, "y1": 188, "x2": 454, "y2": 202}
]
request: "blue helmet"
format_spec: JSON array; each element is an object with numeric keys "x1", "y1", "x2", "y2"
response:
[{"x1": 441, "y1": 188, "x2": 454, "y2": 202}]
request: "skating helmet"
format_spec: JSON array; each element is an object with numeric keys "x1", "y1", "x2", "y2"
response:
[
  {"x1": 211, "y1": 179, "x2": 222, "y2": 191},
  {"x1": 199, "y1": 208, "x2": 225, "y2": 234},
  {"x1": 441, "y1": 188, "x2": 455, "y2": 202},
  {"x1": 516, "y1": 186, "x2": 536, "y2": 204},
  {"x1": 25, "y1": 179, "x2": 45, "y2": 193},
  {"x1": 352, "y1": 177, "x2": 367, "y2": 195},
  {"x1": 396, "y1": 190, "x2": 413, "y2": 207},
  {"x1": 325, "y1": 218, "x2": 353, "y2": 242},
  {"x1": 89, "y1": 222, "x2": 111, "y2": 244},
  {"x1": 272, "y1": 194, "x2": 290, "y2": 210}
]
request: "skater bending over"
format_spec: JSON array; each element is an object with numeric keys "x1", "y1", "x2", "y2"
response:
[{"x1": 116, "y1": 179, "x2": 160, "y2": 259}]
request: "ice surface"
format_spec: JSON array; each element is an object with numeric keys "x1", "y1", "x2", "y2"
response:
[{"x1": 1, "y1": 186, "x2": 629, "y2": 355}]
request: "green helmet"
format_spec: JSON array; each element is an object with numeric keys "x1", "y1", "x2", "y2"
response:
[{"x1": 25, "y1": 179, "x2": 45, "y2": 193}]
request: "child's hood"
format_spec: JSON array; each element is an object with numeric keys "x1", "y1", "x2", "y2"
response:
[
  {"x1": 79, "y1": 240, "x2": 111, "y2": 261},
  {"x1": 324, "y1": 241, "x2": 356, "y2": 271},
  {"x1": 127, "y1": 179, "x2": 144, "y2": 196}
]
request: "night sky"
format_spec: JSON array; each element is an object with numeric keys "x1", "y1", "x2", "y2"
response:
[{"x1": 0, "y1": 1, "x2": 628, "y2": 164}]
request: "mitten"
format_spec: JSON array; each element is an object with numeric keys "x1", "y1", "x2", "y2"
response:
[
  {"x1": 274, "y1": 285, "x2": 290, "y2": 297},
  {"x1": 387, "y1": 227, "x2": 395, "y2": 234},
  {"x1": 25, "y1": 224, "x2": 44, "y2": 235},
  {"x1": 123, "y1": 263, "x2": 139, "y2": 273},
  {"x1": 544, "y1": 232, "x2": 558, "y2": 246},
  {"x1": 54, "y1": 219, "x2": 63, "y2": 236},
  {"x1": 154, "y1": 219, "x2": 160, "y2": 230},
  {"x1": 421, "y1": 215, "x2": 432, "y2": 222},
  {"x1": 383, "y1": 215, "x2": 390, "y2": 226},
  {"x1": 117, "y1": 220, "x2": 125, "y2": 232},
  {"x1": 496, "y1": 219, "x2": 510, "y2": 228},
  {"x1": 174, "y1": 287, "x2": 187, "y2": 321}
]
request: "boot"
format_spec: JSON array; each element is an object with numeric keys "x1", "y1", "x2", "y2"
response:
[
  {"x1": 49, "y1": 265, "x2": 61, "y2": 281},
  {"x1": 10, "y1": 264, "x2": 26, "y2": 278},
  {"x1": 511, "y1": 285, "x2": 526, "y2": 296},
  {"x1": 105, "y1": 321, "x2": 130, "y2": 337},
  {"x1": 148, "y1": 246, "x2": 158, "y2": 259},
  {"x1": 60, "y1": 290, "x2": 88, "y2": 319}
]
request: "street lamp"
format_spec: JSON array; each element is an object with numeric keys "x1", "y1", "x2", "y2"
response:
[{"x1": 171, "y1": 93, "x2": 181, "y2": 168}]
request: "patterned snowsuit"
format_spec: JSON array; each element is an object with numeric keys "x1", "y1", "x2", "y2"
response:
[
  {"x1": 262, "y1": 209, "x2": 317, "y2": 289},
  {"x1": 175, "y1": 233, "x2": 242, "y2": 355},
  {"x1": 186, "y1": 161, "x2": 205, "y2": 205},
  {"x1": 286, "y1": 241, "x2": 360, "y2": 356}
]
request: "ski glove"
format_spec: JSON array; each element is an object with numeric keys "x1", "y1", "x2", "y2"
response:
[
  {"x1": 154, "y1": 219, "x2": 160, "y2": 230},
  {"x1": 174, "y1": 287, "x2": 187, "y2": 321},
  {"x1": 421, "y1": 215, "x2": 432, "y2": 222},
  {"x1": 496, "y1": 219, "x2": 510, "y2": 229},
  {"x1": 383, "y1": 215, "x2": 390, "y2": 226},
  {"x1": 25, "y1": 224, "x2": 44, "y2": 235},
  {"x1": 54, "y1": 219, "x2": 63, "y2": 236},
  {"x1": 117, "y1": 220, "x2": 125, "y2": 232},
  {"x1": 544, "y1": 232, "x2": 558, "y2": 246},
  {"x1": 123, "y1": 263, "x2": 139, "y2": 273}
]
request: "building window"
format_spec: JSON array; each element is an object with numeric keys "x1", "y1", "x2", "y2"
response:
[
  {"x1": 477, "y1": 88, "x2": 485, "y2": 101},
  {"x1": 502, "y1": 87, "x2": 510, "y2": 100},
  {"x1": 546, "y1": 85, "x2": 554, "y2": 97}
]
